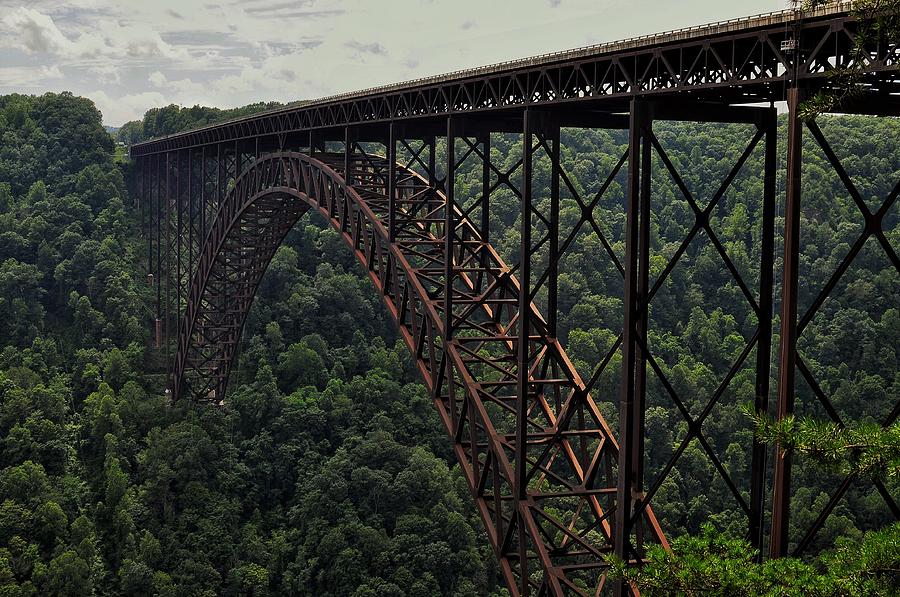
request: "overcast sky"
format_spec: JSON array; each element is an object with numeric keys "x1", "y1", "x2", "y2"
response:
[{"x1": 0, "y1": 0, "x2": 787, "y2": 126}]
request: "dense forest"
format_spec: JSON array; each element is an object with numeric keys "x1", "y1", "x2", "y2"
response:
[
  {"x1": 0, "y1": 93, "x2": 501, "y2": 596},
  {"x1": 0, "y1": 91, "x2": 896, "y2": 595}
]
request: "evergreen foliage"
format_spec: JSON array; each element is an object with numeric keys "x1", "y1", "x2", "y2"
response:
[
  {"x1": 609, "y1": 522, "x2": 900, "y2": 596},
  {"x1": 794, "y1": 0, "x2": 900, "y2": 119},
  {"x1": 0, "y1": 90, "x2": 896, "y2": 595}
]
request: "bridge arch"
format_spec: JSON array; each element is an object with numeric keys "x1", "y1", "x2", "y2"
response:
[{"x1": 173, "y1": 149, "x2": 664, "y2": 594}]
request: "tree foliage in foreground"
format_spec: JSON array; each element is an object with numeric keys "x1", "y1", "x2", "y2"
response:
[
  {"x1": 609, "y1": 522, "x2": 900, "y2": 596},
  {"x1": 794, "y1": 0, "x2": 900, "y2": 119},
  {"x1": 746, "y1": 409, "x2": 900, "y2": 481}
]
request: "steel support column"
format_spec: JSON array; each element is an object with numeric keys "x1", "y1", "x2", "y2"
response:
[
  {"x1": 216, "y1": 144, "x2": 224, "y2": 208},
  {"x1": 445, "y1": 118, "x2": 457, "y2": 431},
  {"x1": 165, "y1": 151, "x2": 172, "y2": 364},
  {"x1": 344, "y1": 127, "x2": 354, "y2": 187},
  {"x1": 749, "y1": 108, "x2": 778, "y2": 552},
  {"x1": 547, "y1": 123, "x2": 560, "y2": 338},
  {"x1": 428, "y1": 135, "x2": 437, "y2": 190},
  {"x1": 343, "y1": 127, "x2": 355, "y2": 234},
  {"x1": 770, "y1": 86, "x2": 804, "y2": 558},
  {"x1": 187, "y1": 150, "x2": 194, "y2": 309},
  {"x1": 388, "y1": 123, "x2": 397, "y2": 241},
  {"x1": 201, "y1": 147, "x2": 207, "y2": 246},
  {"x1": 156, "y1": 153, "x2": 163, "y2": 344},
  {"x1": 145, "y1": 156, "x2": 152, "y2": 283},
  {"x1": 615, "y1": 100, "x2": 652, "y2": 597},
  {"x1": 517, "y1": 110, "x2": 534, "y2": 596},
  {"x1": 176, "y1": 151, "x2": 183, "y2": 352},
  {"x1": 480, "y1": 130, "x2": 490, "y2": 247}
]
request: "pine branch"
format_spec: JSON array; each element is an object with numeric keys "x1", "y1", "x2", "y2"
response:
[
  {"x1": 608, "y1": 523, "x2": 900, "y2": 596},
  {"x1": 742, "y1": 404, "x2": 900, "y2": 480}
]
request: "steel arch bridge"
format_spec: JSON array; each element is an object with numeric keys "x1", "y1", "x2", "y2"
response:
[{"x1": 130, "y1": 4, "x2": 899, "y2": 595}]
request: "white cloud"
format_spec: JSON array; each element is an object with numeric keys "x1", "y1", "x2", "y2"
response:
[
  {"x1": 0, "y1": 0, "x2": 788, "y2": 125},
  {"x1": 111, "y1": 22, "x2": 187, "y2": 60},
  {"x1": 2, "y1": 6, "x2": 71, "y2": 54},
  {"x1": 39, "y1": 64, "x2": 63, "y2": 79},
  {"x1": 87, "y1": 89, "x2": 169, "y2": 125},
  {"x1": 89, "y1": 64, "x2": 120, "y2": 84},
  {"x1": 1, "y1": 6, "x2": 187, "y2": 61},
  {"x1": 148, "y1": 70, "x2": 167, "y2": 87},
  {"x1": 0, "y1": 64, "x2": 63, "y2": 87}
]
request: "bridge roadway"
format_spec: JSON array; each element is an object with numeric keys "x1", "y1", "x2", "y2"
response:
[
  {"x1": 130, "y1": 3, "x2": 899, "y2": 596},
  {"x1": 130, "y1": 1, "x2": 897, "y2": 157}
]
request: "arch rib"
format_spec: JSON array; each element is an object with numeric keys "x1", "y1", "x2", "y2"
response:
[{"x1": 174, "y1": 150, "x2": 666, "y2": 596}]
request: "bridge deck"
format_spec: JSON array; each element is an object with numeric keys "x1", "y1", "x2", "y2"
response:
[{"x1": 130, "y1": 1, "x2": 900, "y2": 156}]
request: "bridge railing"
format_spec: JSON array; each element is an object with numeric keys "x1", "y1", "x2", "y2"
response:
[{"x1": 130, "y1": 1, "x2": 855, "y2": 150}]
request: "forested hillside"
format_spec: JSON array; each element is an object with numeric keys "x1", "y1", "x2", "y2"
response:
[
  {"x1": 0, "y1": 92, "x2": 500, "y2": 596},
  {"x1": 0, "y1": 91, "x2": 895, "y2": 595}
]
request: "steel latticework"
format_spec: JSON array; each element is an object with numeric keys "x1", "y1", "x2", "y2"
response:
[{"x1": 130, "y1": 3, "x2": 899, "y2": 596}]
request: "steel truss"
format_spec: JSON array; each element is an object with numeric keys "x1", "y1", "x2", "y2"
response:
[
  {"x1": 129, "y1": 6, "x2": 900, "y2": 596},
  {"x1": 132, "y1": 89, "x2": 900, "y2": 593},
  {"x1": 164, "y1": 131, "x2": 669, "y2": 592},
  {"x1": 606, "y1": 101, "x2": 782, "y2": 567},
  {"x1": 129, "y1": 5, "x2": 898, "y2": 157}
]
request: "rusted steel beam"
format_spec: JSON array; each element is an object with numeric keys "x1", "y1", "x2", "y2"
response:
[
  {"x1": 165, "y1": 151, "x2": 172, "y2": 368},
  {"x1": 616, "y1": 100, "x2": 651, "y2": 586},
  {"x1": 388, "y1": 123, "x2": 397, "y2": 241},
  {"x1": 749, "y1": 108, "x2": 777, "y2": 554},
  {"x1": 517, "y1": 110, "x2": 533, "y2": 594},
  {"x1": 770, "y1": 86, "x2": 805, "y2": 559},
  {"x1": 155, "y1": 153, "x2": 162, "y2": 319}
]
